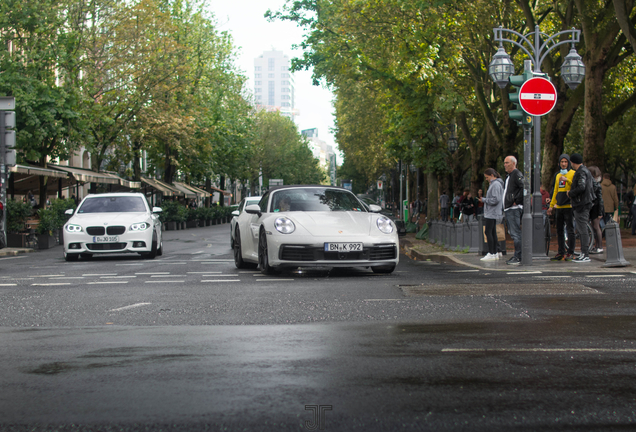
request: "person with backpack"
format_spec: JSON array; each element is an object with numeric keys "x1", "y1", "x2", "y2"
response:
[{"x1": 567, "y1": 153, "x2": 595, "y2": 263}]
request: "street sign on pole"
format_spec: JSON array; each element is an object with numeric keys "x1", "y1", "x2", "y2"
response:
[{"x1": 518, "y1": 77, "x2": 557, "y2": 116}]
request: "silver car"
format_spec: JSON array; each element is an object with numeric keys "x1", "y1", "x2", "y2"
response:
[{"x1": 62, "y1": 193, "x2": 163, "y2": 261}]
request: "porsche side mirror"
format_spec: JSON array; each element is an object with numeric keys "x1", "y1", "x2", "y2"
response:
[
  {"x1": 245, "y1": 204, "x2": 262, "y2": 217},
  {"x1": 368, "y1": 204, "x2": 382, "y2": 213}
]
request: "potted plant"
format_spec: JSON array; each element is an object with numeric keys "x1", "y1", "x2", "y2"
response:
[
  {"x1": 186, "y1": 207, "x2": 199, "y2": 228},
  {"x1": 36, "y1": 207, "x2": 59, "y2": 249},
  {"x1": 6, "y1": 199, "x2": 33, "y2": 247},
  {"x1": 158, "y1": 201, "x2": 181, "y2": 230},
  {"x1": 48, "y1": 198, "x2": 76, "y2": 244}
]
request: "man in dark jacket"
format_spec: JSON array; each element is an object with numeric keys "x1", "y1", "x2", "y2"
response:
[
  {"x1": 503, "y1": 155, "x2": 525, "y2": 265},
  {"x1": 567, "y1": 153, "x2": 595, "y2": 263}
]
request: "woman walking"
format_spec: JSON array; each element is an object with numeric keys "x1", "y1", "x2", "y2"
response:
[
  {"x1": 478, "y1": 168, "x2": 505, "y2": 261},
  {"x1": 587, "y1": 166, "x2": 604, "y2": 254}
]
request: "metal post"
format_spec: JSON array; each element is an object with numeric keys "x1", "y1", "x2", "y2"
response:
[
  {"x1": 0, "y1": 110, "x2": 6, "y2": 248},
  {"x1": 522, "y1": 124, "x2": 533, "y2": 266}
]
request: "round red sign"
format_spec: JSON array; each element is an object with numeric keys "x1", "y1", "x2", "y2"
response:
[{"x1": 518, "y1": 77, "x2": 558, "y2": 116}]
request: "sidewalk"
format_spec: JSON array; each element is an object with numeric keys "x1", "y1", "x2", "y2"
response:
[
  {"x1": 0, "y1": 247, "x2": 36, "y2": 257},
  {"x1": 401, "y1": 231, "x2": 636, "y2": 273}
]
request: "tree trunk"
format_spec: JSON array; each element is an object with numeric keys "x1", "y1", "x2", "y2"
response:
[
  {"x1": 427, "y1": 171, "x2": 438, "y2": 221},
  {"x1": 582, "y1": 63, "x2": 608, "y2": 171}
]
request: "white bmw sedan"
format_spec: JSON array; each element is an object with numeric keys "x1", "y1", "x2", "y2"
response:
[
  {"x1": 63, "y1": 192, "x2": 163, "y2": 261},
  {"x1": 233, "y1": 186, "x2": 399, "y2": 274},
  {"x1": 230, "y1": 195, "x2": 261, "y2": 249}
]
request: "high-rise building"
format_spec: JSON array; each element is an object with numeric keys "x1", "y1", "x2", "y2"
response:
[{"x1": 254, "y1": 49, "x2": 296, "y2": 120}]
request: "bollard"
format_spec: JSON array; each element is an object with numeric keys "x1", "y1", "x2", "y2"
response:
[
  {"x1": 450, "y1": 222, "x2": 457, "y2": 249},
  {"x1": 469, "y1": 218, "x2": 480, "y2": 253},
  {"x1": 604, "y1": 222, "x2": 630, "y2": 267},
  {"x1": 432, "y1": 220, "x2": 439, "y2": 244},
  {"x1": 444, "y1": 221, "x2": 452, "y2": 248},
  {"x1": 478, "y1": 216, "x2": 488, "y2": 256}
]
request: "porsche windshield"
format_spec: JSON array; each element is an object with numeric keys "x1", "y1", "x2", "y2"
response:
[
  {"x1": 77, "y1": 196, "x2": 148, "y2": 213},
  {"x1": 271, "y1": 188, "x2": 365, "y2": 212}
]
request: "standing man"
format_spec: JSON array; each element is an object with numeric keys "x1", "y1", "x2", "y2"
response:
[
  {"x1": 547, "y1": 154, "x2": 576, "y2": 261},
  {"x1": 503, "y1": 156, "x2": 524, "y2": 265},
  {"x1": 601, "y1": 173, "x2": 619, "y2": 223},
  {"x1": 567, "y1": 153, "x2": 595, "y2": 263},
  {"x1": 439, "y1": 191, "x2": 449, "y2": 222}
]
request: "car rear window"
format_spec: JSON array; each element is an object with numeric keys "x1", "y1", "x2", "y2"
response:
[{"x1": 77, "y1": 196, "x2": 148, "y2": 213}]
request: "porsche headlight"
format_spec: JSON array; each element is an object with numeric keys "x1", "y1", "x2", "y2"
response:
[
  {"x1": 274, "y1": 217, "x2": 295, "y2": 234},
  {"x1": 376, "y1": 216, "x2": 394, "y2": 234},
  {"x1": 65, "y1": 224, "x2": 83, "y2": 233},
  {"x1": 130, "y1": 222, "x2": 150, "y2": 231}
]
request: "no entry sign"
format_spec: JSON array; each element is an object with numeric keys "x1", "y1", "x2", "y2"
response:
[{"x1": 519, "y1": 77, "x2": 557, "y2": 116}]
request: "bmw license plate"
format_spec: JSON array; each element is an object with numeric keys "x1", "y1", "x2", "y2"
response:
[
  {"x1": 324, "y1": 242, "x2": 363, "y2": 252},
  {"x1": 93, "y1": 236, "x2": 119, "y2": 243}
]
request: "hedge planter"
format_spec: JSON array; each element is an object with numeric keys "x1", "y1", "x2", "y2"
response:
[
  {"x1": 38, "y1": 234, "x2": 57, "y2": 249},
  {"x1": 165, "y1": 222, "x2": 177, "y2": 231},
  {"x1": 7, "y1": 233, "x2": 27, "y2": 248},
  {"x1": 186, "y1": 220, "x2": 198, "y2": 229}
]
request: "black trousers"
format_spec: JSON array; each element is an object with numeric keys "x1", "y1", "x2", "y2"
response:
[
  {"x1": 555, "y1": 207, "x2": 575, "y2": 255},
  {"x1": 484, "y1": 218, "x2": 498, "y2": 255}
]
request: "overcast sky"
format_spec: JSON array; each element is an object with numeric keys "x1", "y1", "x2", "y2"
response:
[{"x1": 209, "y1": 0, "x2": 337, "y2": 153}]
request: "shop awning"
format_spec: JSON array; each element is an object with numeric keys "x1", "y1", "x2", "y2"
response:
[
  {"x1": 173, "y1": 181, "x2": 209, "y2": 198},
  {"x1": 9, "y1": 164, "x2": 72, "y2": 194},
  {"x1": 209, "y1": 186, "x2": 232, "y2": 196},
  {"x1": 171, "y1": 182, "x2": 198, "y2": 199},
  {"x1": 141, "y1": 178, "x2": 184, "y2": 197},
  {"x1": 48, "y1": 164, "x2": 120, "y2": 185}
]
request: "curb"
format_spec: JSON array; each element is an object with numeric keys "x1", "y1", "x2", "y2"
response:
[{"x1": 0, "y1": 248, "x2": 36, "y2": 257}]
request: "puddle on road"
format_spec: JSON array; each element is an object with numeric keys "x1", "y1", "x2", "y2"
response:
[{"x1": 399, "y1": 283, "x2": 601, "y2": 296}]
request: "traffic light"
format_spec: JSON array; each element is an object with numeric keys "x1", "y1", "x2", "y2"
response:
[
  {"x1": 1, "y1": 111, "x2": 16, "y2": 167},
  {"x1": 508, "y1": 72, "x2": 533, "y2": 127}
]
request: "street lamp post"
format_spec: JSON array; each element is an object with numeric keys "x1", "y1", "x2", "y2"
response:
[{"x1": 489, "y1": 25, "x2": 585, "y2": 264}]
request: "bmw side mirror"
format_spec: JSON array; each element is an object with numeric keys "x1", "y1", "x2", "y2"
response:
[
  {"x1": 152, "y1": 207, "x2": 162, "y2": 213},
  {"x1": 65, "y1": 209, "x2": 74, "y2": 216}
]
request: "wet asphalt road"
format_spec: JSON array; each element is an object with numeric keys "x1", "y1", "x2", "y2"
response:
[{"x1": 2, "y1": 224, "x2": 636, "y2": 431}]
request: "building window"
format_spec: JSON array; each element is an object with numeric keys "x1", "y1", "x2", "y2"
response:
[
  {"x1": 256, "y1": 95, "x2": 262, "y2": 101},
  {"x1": 281, "y1": 80, "x2": 289, "y2": 85},
  {"x1": 281, "y1": 87, "x2": 290, "y2": 93},
  {"x1": 281, "y1": 66, "x2": 287, "y2": 71},
  {"x1": 255, "y1": 73, "x2": 261, "y2": 78},
  {"x1": 255, "y1": 81, "x2": 261, "y2": 85},
  {"x1": 281, "y1": 95, "x2": 291, "y2": 100},
  {"x1": 268, "y1": 81, "x2": 275, "y2": 105},
  {"x1": 281, "y1": 102, "x2": 291, "y2": 107},
  {"x1": 255, "y1": 88, "x2": 262, "y2": 93},
  {"x1": 255, "y1": 66, "x2": 262, "y2": 71},
  {"x1": 281, "y1": 73, "x2": 289, "y2": 78},
  {"x1": 268, "y1": 58, "x2": 275, "y2": 71},
  {"x1": 268, "y1": 73, "x2": 275, "y2": 78}
]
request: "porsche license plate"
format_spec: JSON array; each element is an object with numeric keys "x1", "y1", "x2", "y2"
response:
[
  {"x1": 324, "y1": 242, "x2": 363, "y2": 252},
  {"x1": 93, "y1": 236, "x2": 119, "y2": 243}
]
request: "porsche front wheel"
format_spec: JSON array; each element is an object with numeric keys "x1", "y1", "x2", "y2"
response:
[{"x1": 258, "y1": 230, "x2": 279, "y2": 275}]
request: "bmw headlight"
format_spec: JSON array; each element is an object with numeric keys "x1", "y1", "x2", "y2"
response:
[
  {"x1": 274, "y1": 217, "x2": 295, "y2": 234},
  {"x1": 65, "y1": 224, "x2": 83, "y2": 233},
  {"x1": 376, "y1": 216, "x2": 394, "y2": 234},
  {"x1": 130, "y1": 222, "x2": 150, "y2": 231}
]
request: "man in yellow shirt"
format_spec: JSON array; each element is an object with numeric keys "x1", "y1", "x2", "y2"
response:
[{"x1": 547, "y1": 154, "x2": 576, "y2": 261}]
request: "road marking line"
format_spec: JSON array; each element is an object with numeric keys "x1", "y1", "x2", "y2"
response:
[
  {"x1": 192, "y1": 259, "x2": 234, "y2": 262},
  {"x1": 586, "y1": 275, "x2": 625, "y2": 278},
  {"x1": 201, "y1": 280, "x2": 241, "y2": 282},
  {"x1": 160, "y1": 262, "x2": 186, "y2": 265},
  {"x1": 535, "y1": 275, "x2": 571, "y2": 278},
  {"x1": 449, "y1": 270, "x2": 480, "y2": 273},
  {"x1": 507, "y1": 271, "x2": 543, "y2": 275},
  {"x1": 188, "y1": 271, "x2": 222, "y2": 274},
  {"x1": 0, "y1": 256, "x2": 27, "y2": 261},
  {"x1": 136, "y1": 272, "x2": 171, "y2": 275},
  {"x1": 83, "y1": 274, "x2": 117, "y2": 276},
  {"x1": 115, "y1": 264, "x2": 144, "y2": 266},
  {"x1": 88, "y1": 281, "x2": 129, "y2": 285},
  {"x1": 50, "y1": 277, "x2": 85, "y2": 279},
  {"x1": 150, "y1": 275, "x2": 183, "y2": 278},
  {"x1": 256, "y1": 279, "x2": 294, "y2": 282},
  {"x1": 109, "y1": 302, "x2": 151, "y2": 312},
  {"x1": 144, "y1": 280, "x2": 184, "y2": 283},
  {"x1": 0, "y1": 283, "x2": 17, "y2": 286},
  {"x1": 442, "y1": 348, "x2": 636, "y2": 353},
  {"x1": 33, "y1": 275, "x2": 66, "y2": 278},
  {"x1": 31, "y1": 283, "x2": 71, "y2": 286},
  {"x1": 100, "y1": 276, "x2": 137, "y2": 279}
]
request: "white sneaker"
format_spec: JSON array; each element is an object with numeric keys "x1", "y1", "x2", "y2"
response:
[
  {"x1": 480, "y1": 253, "x2": 498, "y2": 261},
  {"x1": 497, "y1": 252, "x2": 503, "y2": 259}
]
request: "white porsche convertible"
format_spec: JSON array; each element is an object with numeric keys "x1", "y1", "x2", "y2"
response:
[{"x1": 233, "y1": 186, "x2": 400, "y2": 274}]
